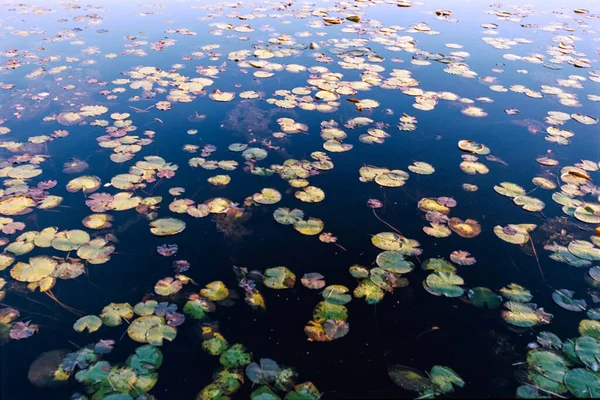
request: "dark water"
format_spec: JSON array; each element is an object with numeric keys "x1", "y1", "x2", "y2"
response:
[{"x1": 0, "y1": 0, "x2": 599, "y2": 399}]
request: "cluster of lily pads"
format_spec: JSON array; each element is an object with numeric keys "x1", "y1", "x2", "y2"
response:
[
  {"x1": 273, "y1": 207, "x2": 325, "y2": 237},
  {"x1": 198, "y1": 324, "x2": 321, "y2": 400},
  {"x1": 417, "y1": 197, "x2": 482, "y2": 239},
  {"x1": 516, "y1": 327, "x2": 600, "y2": 398},
  {"x1": 0, "y1": 0, "x2": 598, "y2": 398},
  {"x1": 388, "y1": 364, "x2": 465, "y2": 398},
  {"x1": 27, "y1": 341, "x2": 163, "y2": 400}
]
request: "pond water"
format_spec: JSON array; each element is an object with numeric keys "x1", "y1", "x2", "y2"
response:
[{"x1": 0, "y1": 0, "x2": 599, "y2": 399}]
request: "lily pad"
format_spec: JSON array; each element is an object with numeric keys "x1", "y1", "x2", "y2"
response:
[
  {"x1": 73, "y1": 315, "x2": 102, "y2": 333},
  {"x1": 127, "y1": 316, "x2": 177, "y2": 346},
  {"x1": 430, "y1": 365, "x2": 464, "y2": 393},
  {"x1": 388, "y1": 365, "x2": 433, "y2": 392},
  {"x1": 264, "y1": 267, "x2": 296, "y2": 289},
  {"x1": 565, "y1": 368, "x2": 600, "y2": 398},
  {"x1": 468, "y1": 287, "x2": 502, "y2": 309},
  {"x1": 552, "y1": 289, "x2": 587, "y2": 312},
  {"x1": 149, "y1": 218, "x2": 186, "y2": 236},
  {"x1": 200, "y1": 281, "x2": 230, "y2": 301},
  {"x1": 375, "y1": 251, "x2": 414, "y2": 274},
  {"x1": 425, "y1": 272, "x2": 464, "y2": 297},
  {"x1": 293, "y1": 218, "x2": 324, "y2": 236},
  {"x1": 253, "y1": 188, "x2": 282, "y2": 205}
]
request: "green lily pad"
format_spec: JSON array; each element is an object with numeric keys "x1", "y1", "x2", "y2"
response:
[
  {"x1": 422, "y1": 258, "x2": 456, "y2": 273},
  {"x1": 101, "y1": 303, "x2": 134, "y2": 327},
  {"x1": 251, "y1": 386, "x2": 282, "y2": 400},
  {"x1": 131, "y1": 371, "x2": 158, "y2": 394},
  {"x1": 500, "y1": 283, "x2": 533, "y2": 303},
  {"x1": 202, "y1": 333, "x2": 229, "y2": 355},
  {"x1": 73, "y1": 315, "x2": 102, "y2": 333},
  {"x1": 219, "y1": 344, "x2": 251, "y2": 368},
  {"x1": 253, "y1": 188, "x2": 282, "y2": 205},
  {"x1": 200, "y1": 281, "x2": 230, "y2": 301},
  {"x1": 425, "y1": 272, "x2": 464, "y2": 297},
  {"x1": 127, "y1": 316, "x2": 177, "y2": 346},
  {"x1": 349, "y1": 265, "x2": 369, "y2": 279},
  {"x1": 183, "y1": 299, "x2": 210, "y2": 319},
  {"x1": 580, "y1": 319, "x2": 600, "y2": 340},
  {"x1": 313, "y1": 301, "x2": 348, "y2": 322},
  {"x1": 127, "y1": 345, "x2": 163, "y2": 374},
  {"x1": 526, "y1": 350, "x2": 570, "y2": 394},
  {"x1": 149, "y1": 218, "x2": 186, "y2": 236},
  {"x1": 322, "y1": 285, "x2": 352, "y2": 305},
  {"x1": 516, "y1": 385, "x2": 551, "y2": 398},
  {"x1": 197, "y1": 383, "x2": 226, "y2": 400},
  {"x1": 565, "y1": 368, "x2": 600, "y2": 398},
  {"x1": 273, "y1": 208, "x2": 304, "y2": 225},
  {"x1": 568, "y1": 240, "x2": 600, "y2": 261},
  {"x1": 430, "y1": 365, "x2": 464, "y2": 393},
  {"x1": 134, "y1": 300, "x2": 158, "y2": 317},
  {"x1": 552, "y1": 289, "x2": 587, "y2": 312},
  {"x1": 502, "y1": 302, "x2": 542, "y2": 327},
  {"x1": 242, "y1": 147, "x2": 268, "y2": 161},
  {"x1": 264, "y1": 267, "x2": 296, "y2": 289},
  {"x1": 75, "y1": 361, "x2": 110, "y2": 384},
  {"x1": 376, "y1": 251, "x2": 414, "y2": 274},
  {"x1": 494, "y1": 182, "x2": 526, "y2": 198},
  {"x1": 353, "y1": 279, "x2": 385, "y2": 304},
  {"x1": 293, "y1": 218, "x2": 324, "y2": 235},
  {"x1": 284, "y1": 382, "x2": 320, "y2": 400},
  {"x1": 388, "y1": 364, "x2": 433, "y2": 392},
  {"x1": 537, "y1": 332, "x2": 562, "y2": 350},
  {"x1": 575, "y1": 336, "x2": 600, "y2": 371},
  {"x1": 468, "y1": 287, "x2": 502, "y2": 309}
]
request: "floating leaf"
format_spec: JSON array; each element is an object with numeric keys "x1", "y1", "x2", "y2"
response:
[
  {"x1": 73, "y1": 315, "x2": 102, "y2": 333},
  {"x1": 580, "y1": 319, "x2": 600, "y2": 340},
  {"x1": 514, "y1": 196, "x2": 545, "y2": 212},
  {"x1": 448, "y1": 218, "x2": 481, "y2": 238},
  {"x1": 66, "y1": 176, "x2": 101, "y2": 193},
  {"x1": 264, "y1": 267, "x2": 296, "y2": 289},
  {"x1": 552, "y1": 289, "x2": 587, "y2": 312},
  {"x1": 565, "y1": 368, "x2": 600, "y2": 398},
  {"x1": 220, "y1": 344, "x2": 251, "y2": 368},
  {"x1": 388, "y1": 365, "x2": 433, "y2": 392},
  {"x1": 375, "y1": 251, "x2": 414, "y2": 274},
  {"x1": 10, "y1": 256, "x2": 57, "y2": 282},
  {"x1": 295, "y1": 186, "x2": 325, "y2": 203},
  {"x1": 101, "y1": 303, "x2": 134, "y2": 327},
  {"x1": 127, "y1": 316, "x2": 177, "y2": 346},
  {"x1": 425, "y1": 272, "x2": 464, "y2": 297},
  {"x1": 501, "y1": 283, "x2": 533, "y2": 302},
  {"x1": 494, "y1": 182, "x2": 526, "y2": 198},
  {"x1": 293, "y1": 218, "x2": 324, "y2": 236},
  {"x1": 430, "y1": 366, "x2": 464, "y2": 393},
  {"x1": 323, "y1": 320, "x2": 349, "y2": 339},
  {"x1": 273, "y1": 208, "x2": 304, "y2": 225},
  {"x1": 150, "y1": 218, "x2": 186, "y2": 236},
  {"x1": 301, "y1": 273, "x2": 326, "y2": 290},
  {"x1": 494, "y1": 224, "x2": 536, "y2": 244},
  {"x1": 200, "y1": 281, "x2": 229, "y2": 301},
  {"x1": 322, "y1": 285, "x2": 351, "y2": 305},
  {"x1": 468, "y1": 287, "x2": 502, "y2": 309},
  {"x1": 253, "y1": 188, "x2": 282, "y2": 205},
  {"x1": 246, "y1": 358, "x2": 280, "y2": 384},
  {"x1": 526, "y1": 350, "x2": 569, "y2": 394}
]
